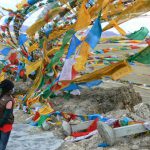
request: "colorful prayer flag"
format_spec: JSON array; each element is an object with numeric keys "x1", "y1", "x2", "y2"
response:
[
  {"x1": 128, "y1": 46, "x2": 150, "y2": 64},
  {"x1": 18, "y1": 34, "x2": 28, "y2": 46},
  {"x1": 75, "y1": 1, "x2": 91, "y2": 31},
  {"x1": 0, "y1": 47, "x2": 11, "y2": 56},
  {"x1": 66, "y1": 35, "x2": 82, "y2": 59},
  {"x1": 85, "y1": 17, "x2": 102, "y2": 49}
]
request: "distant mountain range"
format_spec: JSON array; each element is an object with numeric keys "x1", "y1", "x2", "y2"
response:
[{"x1": 101, "y1": 31, "x2": 119, "y2": 38}]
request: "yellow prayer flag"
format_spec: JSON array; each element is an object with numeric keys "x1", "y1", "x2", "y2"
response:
[
  {"x1": 43, "y1": 39, "x2": 50, "y2": 63},
  {"x1": 59, "y1": 0, "x2": 68, "y2": 4},
  {"x1": 47, "y1": 47, "x2": 61, "y2": 56},
  {"x1": 89, "y1": 0, "x2": 104, "y2": 18},
  {"x1": 26, "y1": 97, "x2": 40, "y2": 107},
  {"x1": 26, "y1": 65, "x2": 43, "y2": 100},
  {"x1": 49, "y1": 24, "x2": 75, "y2": 40},
  {"x1": 118, "y1": 0, "x2": 124, "y2": 11},
  {"x1": 103, "y1": 0, "x2": 150, "y2": 31},
  {"x1": 74, "y1": 61, "x2": 132, "y2": 83},
  {"x1": 110, "y1": 20, "x2": 126, "y2": 36},
  {"x1": 74, "y1": 41, "x2": 90, "y2": 71},
  {"x1": 111, "y1": 62, "x2": 132, "y2": 80},
  {"x1": 102, "y1": 6, "x2": 109, "y2": 20},
  {"x1": 0, "y1": 72, "x2": 5, "y2": 82},
  {"x1": 28, "y1": 43, "x2": 39, "y2": 53},
  {"x1": 26, "y1": 60, "x2": 42, "y2": 76},
  {"x1": 75, "y1": 1, "x2": 91, "y2": 31},
  {"x1": 19, "y1": 57, "x2": 30, "y2": 65},
  {"x1": 39, "y1": 105, "x2": 54, "y2": 115},
  {"x1": 102, "y1": 0, "x2": 110, "y2": 9},
  {"x1": 26, "y1": 19, "x2": 46, "y2": 37}
]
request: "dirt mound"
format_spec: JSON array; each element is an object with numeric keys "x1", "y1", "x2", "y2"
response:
[{"x1": 53, "y1": 85, "x2": 142, "y2": 114}]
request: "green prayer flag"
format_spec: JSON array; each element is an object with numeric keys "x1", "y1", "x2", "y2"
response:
[
  {"x1": 42, "y1": 88, "x2": 51, "y2": 99},
  {"x1": 126, "y1": 27, "x2": 149, "y2": 40},
  {"x1": 47, "y1": 29, "x2": 75, "y2": 71},
  {"x1": 104, "y1": 58, "x2": 121, "y2": 61},
  {"x1": 38, "y1": 77, "x2": 44, "y2": 89},
  {"x1": 42, "y1": 80, "x2": 55, "y2": 99},
  {"x1": 39, "y1": 38, "x2": 44, "y2": 49},
  {"x1": 38, "y1": 115, "x2": 49, "y2": 127},
  {"x1": 128, "y1": 46, "x2": 150, "y2": 64}
]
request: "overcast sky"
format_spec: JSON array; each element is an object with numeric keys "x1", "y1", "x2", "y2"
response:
[
  {"x1": 104, "y1": 12, "x2": 150, "y2": 35},
  {"x1": 0, "y1": 0, "x2": 22, "y2": 11}
]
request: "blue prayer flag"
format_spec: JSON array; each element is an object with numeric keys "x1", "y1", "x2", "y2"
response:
[
  {"x1": 4, "y1": 18, "x2": 9, "y2": 24},
  {"x1": 0, "y1": 47, "x2": 11, "y2": 56},
  {"x1": 18, "y1": 34, "x2": 28, "y2": 46},
  {"x1": 27, "y1": 0, "x2": 38, "y2": 5},
  {"x1": 66, "y1": 35, "x2": 82, "y2": 59},
  {"x1": 79, "y1": 80, "x2": 103, "y2": 88},
  {"x1": 85, "y1": 18, "x2": 102, "y2": 49},
  {"x1": 98, "y1": 143, "x2": 109, "y2": 148},
  {"x1": 63, "y1": 83, "x2": 79, "y2": 91},
  {"x1": 86, "y1": 80, "x2": 103, "y2": 88},
  {"x1": 44, "y1": 27, "x2": 53, "y2": 37}
]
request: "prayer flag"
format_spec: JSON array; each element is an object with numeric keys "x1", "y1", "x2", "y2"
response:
[
  {"x1": 27, "y1": 0, "x2": 39, "y2": 5},
  {"x1": 18, "y1": 34, "x2": 28, "y2": 46},
  {"x1": 75, "y1": 1, "x2": 91, "y2": 31},
  {"x1": 85, "y1": 18, "x2": 102, "y2": 49},
  {"x1": 66, "y1": 35, "x2": 82, "y2": 59},
  {"x1": 128, "y1": 46, "x2": 150, "y2": 64},
  {"x1": 0, "y1": 47, "x2": 11, "y2": 56}
]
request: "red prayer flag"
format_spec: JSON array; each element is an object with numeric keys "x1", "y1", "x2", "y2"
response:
[{"x1": 71, "y1": 118, "x2": 98, "y2": 137}]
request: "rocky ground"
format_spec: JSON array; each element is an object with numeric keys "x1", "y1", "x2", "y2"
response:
[
  {"x1": 52, "y1": 84, "x2": 142, "y2": 114},
  {"x1": 6, "y1": 81, "x2": 150, "y2": 150},
  {"x1": 54, "y1": 82, "x2": 150, "y2": 150}
]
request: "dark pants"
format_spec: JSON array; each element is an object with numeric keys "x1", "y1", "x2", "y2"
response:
[{"x1": 0, "y1": 131, "x2": 11, "y2": 150}]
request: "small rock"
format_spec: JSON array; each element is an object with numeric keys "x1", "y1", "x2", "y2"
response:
[
  {"x1": 131, "y1": 145, "x2": 139, "y2": 150},
  {"x1": 108, "y1": 148, "x2": 119, "y2": 150},
  {"x1": 134, "y1": 103, "x2": 150, "y2": 120}
]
